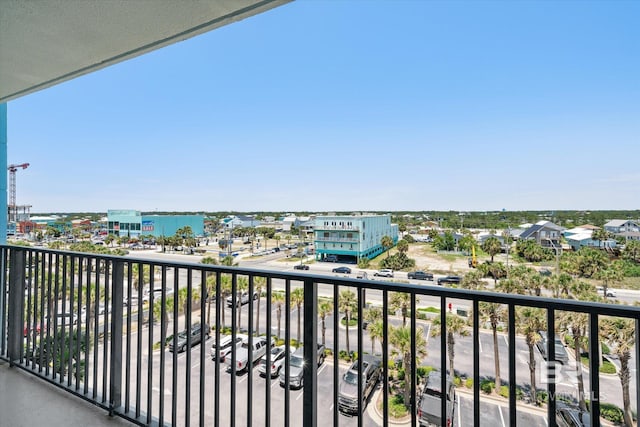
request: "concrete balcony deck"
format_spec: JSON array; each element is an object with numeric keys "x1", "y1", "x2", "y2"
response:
[{"x1": 0, "y1": 362, "x2": 133, "y2": 427}]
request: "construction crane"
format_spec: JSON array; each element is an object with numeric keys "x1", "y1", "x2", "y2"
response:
[{"x1": 7, "y1": 163, "x2": 29, "y2": 223}]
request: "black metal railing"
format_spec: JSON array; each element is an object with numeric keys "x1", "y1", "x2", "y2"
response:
[{"x1": 1, "y1": 244, "x2": 639, "y2": 427}]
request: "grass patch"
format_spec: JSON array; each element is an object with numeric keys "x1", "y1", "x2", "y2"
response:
[{"x1": 386, "y1": 394, "x2": 409, "y2": 418}]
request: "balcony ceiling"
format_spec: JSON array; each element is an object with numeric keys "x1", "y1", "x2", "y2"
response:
[{"x1": 0, "y1": 0, "x2": 290, "y2": 103}]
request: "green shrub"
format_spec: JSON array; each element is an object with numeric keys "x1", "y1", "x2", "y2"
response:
[
  {"x1": 397, "y1": 368, "x2": 405, "y2": 381},
  {"x1": 600, "y1": 403, "x2": 624, "y2": 424},
  {"x1": 454, "y1": 376, "x2": 462, "y2": 387},
  {"x1": 388, "y1": 394, "x2": 408, "y2": 418},
  {"x1": 464, "y1": 378, "x2": 473, "y2": 389},
  {"x1": 480, "y1": 380, "x2": 494, "y2": 394},
  {"x1": 417, "y1": 366, "x2": 432, "y2": 379},
  {"x1": 601, "y1": 359, "x2": 616, "y2": 374},
  {"x1": 499, "y1": 385, "x2": 509, "y2": 398}
]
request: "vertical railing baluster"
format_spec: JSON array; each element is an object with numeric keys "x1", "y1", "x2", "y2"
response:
[
  {"x1": 265, "y1": 276, "x2": 272, "y2": 427},
  {"x1": 109, "y1": 259, "x2": 124, "y2": 415},
  {"x1": 383, "y1": 289, "x2": 389, "y2": 427},
  {"x1": 440, "y1": 297, "x2": 447, "y2": 427},
  {"x1": 473, "y1": 299, "x2": 480, "y2": 427},
  {"x1": 357, "y1": 286, "x2": 364, "y2": 426},
  {"x1": 171, "y1": 267, "x2": 180, "y2": 426},
  {"x1": 509, "y1": 304, "x2": 516, "y2": 427},
  {"x1": 284, "y1": 278, "x2": 291, "y2": 427},
  {"x1": 214, "y1": 270, "x2": 222, "y2": 427},
  {"x1": 7, "y1": 247, "x2": 25, "y2": 364},
  {"x1": 185, "y1": 268, "x2": 193, "y2": 426},
  {"x1": 547, "y1": 309, "x2": 556, "y2": 427},
  {"x1": 303, "y1": 277, "x2": 318, "y2": 427},
  {"x1": 247, "y1": 274, "x2": 255, "y2": 427},
  {"x1": 411, "y1": 292, "x2": 417, "y2": 427},
  {"x1": 589, "y1": 313, "x2": 600, "y2": 427},
  {"x1": 332, "y1": 283, "x2": 339, "y2": 427},
  {"x1": 230, "y1": 272, "x2": 237, "y2": 427},
  {"x1": 199, "y1": 269, "x2": 207, "y2": 427}
]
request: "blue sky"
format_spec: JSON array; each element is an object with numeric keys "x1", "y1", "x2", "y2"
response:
[{"x1": 7, "y1": 0, "x2": 640, "y2": 213}]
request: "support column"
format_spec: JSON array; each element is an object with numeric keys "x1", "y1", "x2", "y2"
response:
[{"x1": 1, "y1": 103, "x2": 7, "y2": 244}]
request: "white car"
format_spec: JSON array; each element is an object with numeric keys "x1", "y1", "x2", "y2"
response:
[
  {"x1": 210, "y1": 334, "x2": 247, "y2": 362},
  {"x1": 258, "y1": 345, "x2": 294, "y2": 378},
  {"x1": 374, "y1": 269, "x2": 394, "y2": 278}
]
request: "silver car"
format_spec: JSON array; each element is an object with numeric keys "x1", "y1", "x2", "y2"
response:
[{"x1": 258, "y1": 345, "x2": 291, "y2": 378}]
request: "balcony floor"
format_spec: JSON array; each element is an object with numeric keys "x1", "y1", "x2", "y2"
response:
[{"x1": 0, "y1": 361, "x2": 134, "y2": 427}]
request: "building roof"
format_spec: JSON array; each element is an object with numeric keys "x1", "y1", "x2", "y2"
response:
[
  {"x1": 604, "y1": 219, "x2": 633, "y2": 227},
  {"x1": 519, "y1": 221, "x2": 564, "y2": 239}
]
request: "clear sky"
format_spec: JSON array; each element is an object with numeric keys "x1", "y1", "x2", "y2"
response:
[{"x1": 7, "y1": 0, "x2": 640, "y2": 214}]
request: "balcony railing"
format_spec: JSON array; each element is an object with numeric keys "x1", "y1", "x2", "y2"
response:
[
  {"x1": 1, "y1": 244, "x2": 639, "y2": 427},
  {"x1": 315, "y1": 237, "x2": 359, "y2": 243},
  {"x1": 315, "y1": 225, "x2": 361, "y2": 231}
]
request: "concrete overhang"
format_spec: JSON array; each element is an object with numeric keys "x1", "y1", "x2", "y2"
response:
[{"x1": 0, "y1": 0, "x2": 291, "y2": 103}]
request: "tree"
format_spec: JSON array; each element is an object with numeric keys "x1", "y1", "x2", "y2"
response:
[
  {"x1": 516, "y1": 307, "x2": 545, "y2": 405},
  {"x1": 291, "y1": 288, "x2": 304, "y2": 345},
  {"x1": 601, "y1": 317, "x2": 635, "y2": 427},
  {"x1": 272, "y1": 292, "x2": 285, "y2": 339},
  {"x1": 254, "y1": 277, "x2": 266, "y2": 334},
  {"x1": 591, "y1": 228, "x2": 611, "y2": 249},
  {"x1": 479, "y1": 302, "x2": 506, "y2": 393},
  {"x1": 481, "y1": 237, "x2": 502, "y2": 263},
  {"x1": 389, "y1": 325, "x2": 427, "y2": 408},
  {"x1": 381, "y1": 235, "x2": 394, "y2": 258},
  {"x1": 396, "y1": 239, "x2": 409, "y2": 255},
  {"x1": 458, "y1": 234, "x2": 476, "y2": 254},
  {"x1": 364, "y1": 306, "x2": 383, "y2": 353},
  {"x1": 318, "y1": 299, "x2": 333, "y2": 348},
  {"x1": 595, "y1": 262, "x2": 624, "y2": 299},
  {"x1": 236, "y1": 277, "x2": 249, "y2": 330},
  {"x1": 390, "y1": 292, "x2": 413, "y2": 327},
  {"x1": 431, "y1": 313, "x2": 469, "y2": 377},
  {"x1": 621, "y1": 240, "x2": 640, "y2": 263},
  {"x1": 338, "y1": 290, "x2": 357, "y2": 360}
]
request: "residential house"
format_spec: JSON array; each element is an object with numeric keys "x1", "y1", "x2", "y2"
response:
[
  {"x1": 604, "y1": 219, "x2": 640, "y2": 242},
  {"x1": 519, "y1": 220, "x2": 564, "y2": 248}
]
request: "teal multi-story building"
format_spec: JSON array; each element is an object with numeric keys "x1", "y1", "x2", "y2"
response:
[
  {"x1": 107, "y1": 210, "x2": 204, "y2": 238},
  {"x1": 314, "y1": 214, "x2": 398, "y2": 262}
]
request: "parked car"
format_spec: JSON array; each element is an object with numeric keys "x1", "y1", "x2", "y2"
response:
[
  {"x1": 436, "y1": 275, "x2": 462, "y2": 286},
  {"x1": 418, "y1": 370, "x2": 456, "y2": 427},
  {"x1": 226, "y1": 336, "x2": 271, "y2": 373},
  {"x1": 168, "y1": 323, "x2": 210, "y2": 353},
  {"x1": 374, "y1": 269, "x2": 394, "y2": 278},
  {"x1": 556, "y1": 404, "x2": 591, "y2": 427},
  {"x1": 226, "y1": 291, "x2": 259, "y2": 308},
  {"x1": 294, "y1": 264, "x2": 309, "y2": 270},
  {"x1": 258, "y1": 345, "x2": 292, "y2": 378},
  {"x1": 210, "y1": 334, "x2": 247, "y2": 362},
  {"x1": 596, "y1": 286, "x2": 616, "y2": 297},
  {"x1": 279, "y1": 344, "x2": 325, "y2": 389},
  {"x1": 536, "y1": 330, "x2": 569, "y2": 364},
  {"x1": 325, "y1": 255, "x2": 338, "y2": 262},
  {"x1": 338, "y1": 354, "x2": 383, "y2": 414},
  {"x1": 408, "y1": 271, "x2": 434, "y2": 281},
  {"x1": 332, "y1": 267, "x2": 352, "y2": 274}
]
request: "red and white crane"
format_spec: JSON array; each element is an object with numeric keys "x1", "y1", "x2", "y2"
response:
[{"x1": 7, "y1": 162, "x2": 29, "y2": 223}]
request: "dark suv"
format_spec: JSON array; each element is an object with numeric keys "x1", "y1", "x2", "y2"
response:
[
  {"x1": 437, "y1": 275, "x2": 462, "y2": 286},
  {"x1": 536, "y1": 330, "x2": 569, "y2": 364},
  {"x1": 338, "y1": 355, "x2": 382, "y2": 414},
  {"x1": 168, "y1": 323, "x2": 210, "y2": 353},
  {"x1": 408, "y1": 271, "x2": 434, "y2": 281},
  {"x1": 556, "y1": 404, "x2": 590, "y2": 426},
  {"x1": 418, "y1": 370, "x2": 456, "y2": 426}
]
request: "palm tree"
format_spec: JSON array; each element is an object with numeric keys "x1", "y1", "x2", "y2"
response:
[
  {"x1": 516, "y1": 307, "x2": 545, "y2": 405},
  {"x1": 595, "y1": 262, "x2": 624, "y2": 299},
  {"x1": 236, "y1": 277, "x2": 248, "y2": 330},
  {"x1": 481, "y1": 236, "x2": 502, "y2": 263},
  {"x1": 557, "y1": 308, "x2": 589, "y2": 411},
  {"x1": 272, "y1": 292, "x2": 285, "y2": 339},
  {"x1": 291, "y1": 287, "x2": 304, "y2": 345},
  {"x1": 461, "y1": 270, "x2": 485, "y2": 290},
  {"x1": 396, "y1": 239, "x2": 409, "y2": 255},
  {"x1": 431, "y1": 313, "x2": 469, "y2": 377},
  {"x1": 253, "y1": 276, "x2": 266, "y2": 335},
  {"x1": 389, "y1": 325, "x2": 427, "y2": 408},
  {"x1": 381, "y1": 235, "x2": 394, "y2": 258},
  {"x1": 390, "y1": 292, "x2": 412, "y2": 326},
  {"x1": 601, "y1": 317, "x2": 635, "y2": 427},
  {"x1": 218, "y1": 274, "x2": 232, "y2": 328},
  {"x1": 368, "y1": 320, "x2": 384, "y2": 355},
  {"x1": 364, "y1": 306, "x2": 382, "y2": 353},
  {"x1": 318, "y1": 299, "x2": 334, "y2": 348},
  {"x1": 338, "y1": 290, "x2": 357, "y2": 359},
  {"x1": 479, "y1": 302, "x2": 506, "y2": 392}
]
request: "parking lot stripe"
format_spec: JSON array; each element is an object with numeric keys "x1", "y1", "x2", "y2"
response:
[{"x1": 498, "y1": 404, "x2": 505, "y2": 427}]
